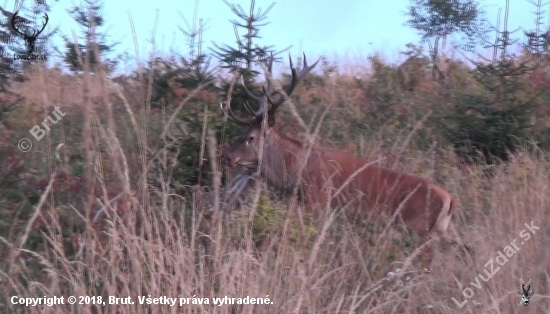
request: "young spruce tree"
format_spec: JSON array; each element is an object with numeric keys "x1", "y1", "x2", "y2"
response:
[
  {"x1": 211, "y1": 0, "x2": 290, "y2": 136},
  {"x1": 59, "y1": 0, "x2": 118, "y2": 73},
  {"x1": 440, "y1": 2, "x2": 540, "y2": 164}
]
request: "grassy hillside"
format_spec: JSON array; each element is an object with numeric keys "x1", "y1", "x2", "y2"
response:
[{"x1": 0, "y1": 47, "x2": 549, "y2": 313}]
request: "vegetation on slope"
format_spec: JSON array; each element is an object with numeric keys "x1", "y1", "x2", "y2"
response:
[{"x1": 1, "y1": 0, "x2": 549, "y2": 312}]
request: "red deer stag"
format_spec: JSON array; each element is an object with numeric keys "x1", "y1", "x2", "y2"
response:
[{"x1": 221, "y1": 54, "x2": 464, "y2": 271}]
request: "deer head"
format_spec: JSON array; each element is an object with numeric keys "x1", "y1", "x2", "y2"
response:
[
  {"x1": 221, "y1": 53, "x2": 319, "y2": 169},
  {"x1": 11, "y1": 11, "x2": 49, "y2": 54},
  {"x1": 517, "y1": 278, "x2": 534, "y2": 306}
]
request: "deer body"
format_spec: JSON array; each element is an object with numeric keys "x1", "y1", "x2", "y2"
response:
[
  {"x1": 221, "y1": 53, "x2": 461, "y2": 270},
  {"x1": 226, "y1": 127, "x2": 456, "y2": 258}
]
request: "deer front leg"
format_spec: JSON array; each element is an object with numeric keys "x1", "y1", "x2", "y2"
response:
[{"x1": 302, "y1": 181, "x2": 328, "y2": 212}]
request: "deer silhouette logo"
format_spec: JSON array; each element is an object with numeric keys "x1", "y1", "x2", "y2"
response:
[
  {"x1": 518, "y1": 278, "x2": 534, "y2": 306},
  {"x1": 11, "y1": 11, "x2": 49, "y2": 54}
]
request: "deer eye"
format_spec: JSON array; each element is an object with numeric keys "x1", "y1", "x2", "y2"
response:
[{"x1": 245, "y1": 136, "x2": 254, "y2": 146}]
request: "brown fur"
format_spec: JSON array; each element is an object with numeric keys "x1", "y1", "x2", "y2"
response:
[{"x1": 224, "y1": 127, "x2": 460, "y2": 270}]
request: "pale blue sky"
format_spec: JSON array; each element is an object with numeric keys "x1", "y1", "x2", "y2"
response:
[{"x1": 2, "y1": 0, "x2": 541, "y2": 72}]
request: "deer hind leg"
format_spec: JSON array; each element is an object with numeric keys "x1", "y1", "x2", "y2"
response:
[
  {"x1": 445, "y1": 222, "x2": 476, "y2": 268},
  {"x1": 420, "y1": 195, "x2": 454, "y2": 272},
  {"x1": 429, "y1": 198, "x2": 475, "y2": 269},
  {"x1": 420, "y1": 235, "x2": 435, "y2": 272},
  {"x1": 402, "y1": 212, "x2": 437, "y2": 272}
]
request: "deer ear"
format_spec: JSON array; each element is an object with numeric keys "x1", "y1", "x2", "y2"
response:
[{"x1": 529, "y1": 289, "x2": 534, "y2": 296}]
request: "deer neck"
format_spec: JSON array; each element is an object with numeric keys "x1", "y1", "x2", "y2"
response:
[{"x1": 259, "y1": 129, "x2": 303, "y2": 194}]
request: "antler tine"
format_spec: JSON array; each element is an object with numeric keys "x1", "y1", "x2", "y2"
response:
[
  {"x1": 240, "y1": 76, "x2": 262, "y2": 103},
  {"x1": 248, "y1": 53, "x2": 275, "y2": 117},
  {"x1": 242, "y1": 101, "x2": 255, "y2": 115},
  {"x1": 294, "y1": 52, "x2": 321, "y2": 86},
  {"x1": 264, "y1": 84, "x2": 283, "y2": 116},
  {"x1": 267, "y1": 52, "x2": 274, "y2": 74},
  {"x1": 261, "y1": 53, "x2": 281, "y2": 115},
  {"x1": 221, "y1": 102, "x2": 258, "y2": 126},
  {"x1": 240, "y1": 76, "x2": 268, "y2": 118},
  {"x1": 263, "y1": 53, "x2": 276, "y2": 97}
]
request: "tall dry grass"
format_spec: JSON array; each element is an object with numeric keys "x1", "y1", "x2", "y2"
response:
[{"x1": 1, "y1": 28, "x2": 550, "y2": 314}]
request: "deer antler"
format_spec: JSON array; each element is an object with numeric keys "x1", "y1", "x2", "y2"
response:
[
  {"x1": 223, "y1": 53, "x2": 319, "y2": 127},
  {"x1": 11, "y1": 12, "x2": 48, "y2": 37},
  {"x1": 518, "y1": 278, "x2": 531, "y2": 295},
  {"x1": 221, "y1": 55, "x2": 272, "y2": 126},
  {"x1": 32, "y1": 13, "x2": 49, "y2": 37},
  {"x1": 265, "y1": 52, "x2": 320, "y2": 115},
  {"x1": 221, "y1": 99, "x2": 264, "y2": 126},
  {"x1": 523, "y1": 279, "x2": 531, "y2": 294},
  {"x1": 10, "y1": 11, "x2": 26, "y2": 37}
]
